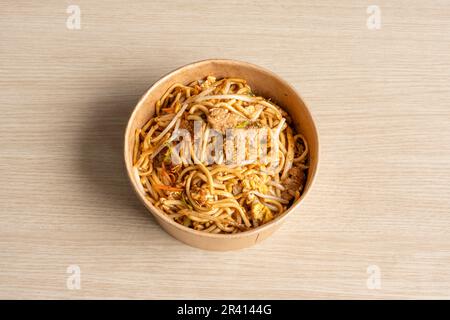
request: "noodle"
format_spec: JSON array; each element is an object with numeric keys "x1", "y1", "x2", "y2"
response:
[{"x1": 133, "y1": 76, "x2": 309, "y2": 233}]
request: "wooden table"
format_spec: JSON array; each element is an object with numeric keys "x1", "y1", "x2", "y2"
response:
[{"x1": 1, "y1": 0, "x2": 449, "y2": 299}]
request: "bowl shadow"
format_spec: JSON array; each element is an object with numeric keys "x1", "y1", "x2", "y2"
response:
[{"x1": 78, "y1": 77, "x2": 160, "y2": 225}]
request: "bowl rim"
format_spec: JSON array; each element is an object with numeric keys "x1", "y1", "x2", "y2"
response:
[{"x1": 124, "y1": 58, "x2": 319, "y2": 239}]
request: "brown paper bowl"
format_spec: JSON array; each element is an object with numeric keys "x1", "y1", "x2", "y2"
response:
[{"x1": 124, "y1": 59, "x2": 319, "y2": 251}]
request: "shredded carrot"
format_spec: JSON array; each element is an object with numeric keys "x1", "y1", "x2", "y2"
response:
[
  {"x1": 154, "y1": 184, "x2": 183, "y2": 192},
  {"x1": 162, "y1": 107, "x2": 175, "y2": 113}
]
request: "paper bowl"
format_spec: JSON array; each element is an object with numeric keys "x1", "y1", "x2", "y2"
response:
[{"x1": 124, "y1": 59, "x2": 319, "y2": 250}]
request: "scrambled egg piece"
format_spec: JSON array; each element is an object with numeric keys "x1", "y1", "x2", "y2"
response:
[
  {"x1": 242, "y1": 175, "x2": 268, "y2": 194},
  {"x1": 251, "y1": 202, "x2": 274, "y2": 226}
]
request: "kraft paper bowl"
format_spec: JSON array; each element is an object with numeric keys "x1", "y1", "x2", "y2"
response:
[{"x1": 124, "y1": 59, "x2": 319, "y2": 250}]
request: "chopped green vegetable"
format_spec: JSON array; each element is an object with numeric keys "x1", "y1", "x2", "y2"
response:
[
  {"x1": 236, "y1": 121, "x2": 249, "y2": 128},
  {"x1": 163, "y1": 144, "x2": 173, "y2": 163},
  {"x1": 182, "y1": 216, "x2": 191, "y2": 227},
  {"x1": 181, "y1": 193, "x2": 193, "y2": 210}
]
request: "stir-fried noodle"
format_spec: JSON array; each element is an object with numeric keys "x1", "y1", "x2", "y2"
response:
[{"x1": 133, "y1": 76, "x2": 309, "y2": 233}]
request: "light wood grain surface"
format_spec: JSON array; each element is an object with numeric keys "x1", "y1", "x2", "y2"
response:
[{"x1": 1, "y1": 0, "x2": 449, "y2": 299}]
